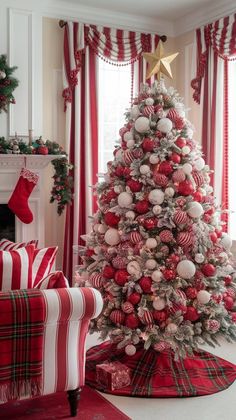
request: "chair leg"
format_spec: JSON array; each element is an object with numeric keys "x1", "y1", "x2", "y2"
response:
[{"x1": 67, "y1": 387, "x2": 81, "y2": 417}]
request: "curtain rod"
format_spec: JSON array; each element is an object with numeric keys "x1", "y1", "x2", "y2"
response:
[{"x1": 58, "y1": 20, "x2": 167, "y2": 41}]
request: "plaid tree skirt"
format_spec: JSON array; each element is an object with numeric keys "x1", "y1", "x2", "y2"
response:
[{"x1": 85, "y1": 341, "x2": 236, "y2": 397}]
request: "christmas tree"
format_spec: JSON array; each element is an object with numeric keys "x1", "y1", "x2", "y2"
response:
[{"x1": 79, "y1": 43, "x2": 236, "y2": 363}]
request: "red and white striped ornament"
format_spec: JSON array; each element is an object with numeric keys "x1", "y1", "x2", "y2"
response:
[
  {"x1": 172, "y1": 169, "x2": 186, "y2": 183},
  {"x1": 174, "y1": 116, "x2": 185, "y2": 130},
  {"x1": 176, "y1": 289, "x2": 187, "y2": 302},
  {"x1": 153, "y1": 172, "x2": 169, "y2": 187},
  {"x1": 173, "y1": 210, "x2": 188, "y2": 225},
  {"x1": 192, "y1": 171, "x2": 205, "y2": 187},
  {"x1": 89, "y1": 273, "x2": 103, "y2": 288},
  {"x1": 123, "y1": 150, "x2": 135, "y2": 165},
  {"x1": 130, "y1": 231, "x2": 143, "y2": 244},
  {"x1": 143, "y1": 105, "x2": 154, "y2": 117},
  {"x1": 140, "y1": 310, "x2": 154, "y2": 325},
  {"x1": 122, "y1": 301, "x2": 134, "y2": 314},
  {"x1": 169, "y1": 302, "x2": 186, "y2": 315},
  {"x1": 159, "y1": 230, "x2": 173, "y2": 243},
  {"x1": 110, "y1": 309, "x2": 125, "y2": 325},
  {"x1": 112, "y1": 256, "x2": 128, "y2": 269},
  {"x1": 177, "y1": 231, "x2": 193, "y2": 247},
  {"x1": 167, "y1": 108, "x2": 179, "y2": 121}
]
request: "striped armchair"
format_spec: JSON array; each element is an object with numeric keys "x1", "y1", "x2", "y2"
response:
[{"x1": 0, "y1": 287, "x2": 103, "y2": 417}]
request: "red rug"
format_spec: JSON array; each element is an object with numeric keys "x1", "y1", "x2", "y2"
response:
[
  {"x1": 86, "y1": 340, "x2": 236, "y2": 397},
  {"x1": 0, "y1": 385, "x2": 131, "y2": 420}
]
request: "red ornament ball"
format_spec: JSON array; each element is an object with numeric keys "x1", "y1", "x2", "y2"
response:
[
  {"x1": 125, "y1": 314, "x2": 140, "y2": 328},
  {"x1": 103, "y1": 265, "x2": 115, "y2": 279},
  {"x1": 175, "y1": 137, "x2": 186, "y2": 148},
  {"x1": 184, "y1": 306, "x2": 200, "y2": 321},
  {"x1": 153, "y1": 310, "x2": 168, "y2": 323},
  {"x1": 158, "y1": 161, "x2": 173, "y2": 176},
  {"x1": 110, "y1": 309, "x2": 125, "y2": 325},
  {"x1": 224, "y1": 275, "x2": 232, "y2": 286},
  {"x1": 201, "y1": 263, "x2": 216, "y2": 277},
  {"x1": 153, "y1": 172, "x2": 169, "y2": 187},
  {"x1": 178, "y1": 180, "x2": 194, "y2": 196},
  {"x1": 142, "y1": 137, "x2": 155, "y2": 152},
  {"x1": 135, "y1": 200, "x2": 149, "y2": 214},
  {"x1": 37, "y1": 145, "x2": 48, "y2": 155},
  {"x1": 104, "y1": 212, "x2": 120, "y2": 227},
  {"x1": 114, "y1": 269, "x2": 129, "y2": 286},
  {"x1": 210, "y1": 232, "x2": 218, "y2": 243},
  {"x1": 123, "y1": 167, "x2": 131, "y2": 179},
  {"x1": 185, "y1": 287, "x2": 198, "y2": 299},
  {"x1": 143, "y1": 218, "x2": 158, "y2": 230},
  {"x1": 224, "y1": 296, "x2": 234, "y2": 311},
  {"x1": 127, "y1": 179, "x2": 143, "y2": 192},
  {"x1": 139, "y1": 276, "x2": 152, "y2": 293},
  {"x1": 169, "y1": 152, "x2": 181, "y2": 164},
  {"x1": 114, "y1": 165, "x2": 124, "y2": 177},
  {"x1": 163, "y1": 269, "x2": 176, "y2": 281},
  {"x1": 192, "y1": 191, "x2": 203, "y2": 202},
  {"x1": 128, "y1": 292, "x2": 141, "y2": 305},
  {"x1": 122, "y1": 301, "x2": 134, "y2": 314}
]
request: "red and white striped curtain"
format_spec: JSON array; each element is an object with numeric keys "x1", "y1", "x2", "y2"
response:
[
  {"x1": 191, "y1": 13, "x2": 236, "y2": 232},
  {"x1": 62, "y1": 22, "x2": 160, "y2": 280}
]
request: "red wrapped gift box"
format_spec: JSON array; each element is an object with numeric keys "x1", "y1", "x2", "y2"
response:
[{"x1": 96, "y1": 361, "x2": 131, "y2": 391}]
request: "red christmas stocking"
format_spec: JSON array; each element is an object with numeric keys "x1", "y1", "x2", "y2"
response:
[{"x1": 8, "y1": 168, "x2": 39, "y2": 224}]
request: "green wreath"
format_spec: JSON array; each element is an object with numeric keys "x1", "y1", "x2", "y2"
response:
[{"x1": 0, "y1": 55, "x2": 19, "y2": 113}]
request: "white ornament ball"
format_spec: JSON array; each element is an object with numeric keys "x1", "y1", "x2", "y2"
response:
[
  {"x1": 146, "y1": 238, "x2": 158, "y2": 249},
  {"x1": 135, "y1": 116, "x2": 150, "y2": 133},
  {"x1": 118, "y1": 192, "x2": 133, "y2": 207},
  {"x1": 166, "y1": 323, "x2": 178, "y2": 334},
  {"x1": 177, "y1": 260, "x2": 196, "y2": 279},
  {"x1": 148, "y1": 189, "x2": 164, "y2": 205},
  {"x1": 130, "y1": 105, "x2": 140, "y2": 119},
  {"x1": 104, "y1": 228, "x2": 120, "y2": 246},
  {"x1": 145, "y1": 259, "x2": 157, "y2": 269},
  {"x1": 0, "y1": 70, "x2": 6, "y2": 79},
  {"x1": 127, "y1": 261, "x2": 141, "y2": 275},
  {"x1": 153, "y1": 205, "x2": 162, "y2": 215},
  {"x1": 151, "y1": 270, "x2": 163, "y2": 282},
  {"x1": 195, "y1": 253, "x2": 205, "y2": 264},
  {"x1": 123, "y1": 131, "x2": 133, "y2": 142},
  {"x1": 157, "y1": 118, "x2": 173, "y2": 133},
  {"x1": 98, "y1": 224, "x2": 108, "y2": 234},
  {"x1": 153, "y1": 297, "x2": 166, "y2": 310},
  {"x1": 182, "y1": 146, "x2": 191, "y2": 155},
  {"x1": 197, "y1": 290, "x2": 211, "y2": 304},
  {"x1": 126, "y1": 210, "x2": 136, "y2": 220},
  {"x1": 125, "y1": 344, "x2": 136, "y2": 356},
  {"x1": 182, "y1": 163, "x2": 193, "y2": 175},
  {"x1": 140, "y1": 164, "x2": 150, "y2": 175},
  {"x1": 220, "y1": 233, "x2": 232, "y2": 251},
  {"x1": 194, "y1": 157, "x2": 205, "y2": 171},
  {"x1": 149, "y1": 154, "x2": 159, "y2": 164},
  {"x1": 187, "y1": 202, "x2": 204, "y2": 218},
  {"x1": 127, "y1": 139, "x2": 135, "y2": 148},
  {"x1": 145, "y1": 97, "x2": 154, "y2": 106},
  {"x1": 165, "y1": 187, "x2": 175, "y2": 198},
  {"x1": 93, "y1": 223, "x2": 100, "y2": 232},
  {"x1": 114, "y1": 185, "x2": 123, "y2": 194}
]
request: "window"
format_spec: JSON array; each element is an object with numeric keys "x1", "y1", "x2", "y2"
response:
[
  {"x1": 228, "y1": 60, "x2": 236, "y2": 240},
  {"x1": 98, "y1": 60, "x2": 131, "y2": 173}
]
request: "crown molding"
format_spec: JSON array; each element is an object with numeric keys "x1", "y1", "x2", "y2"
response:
[{"x1": 174, "y1": 0, "x2": 236, "y2": 35}]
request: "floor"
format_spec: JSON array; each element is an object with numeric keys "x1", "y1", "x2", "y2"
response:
[{"x1": 86, "y1": 335, "x2": 236, "y2": 420}]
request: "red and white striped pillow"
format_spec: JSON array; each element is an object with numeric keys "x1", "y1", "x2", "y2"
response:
[
  {"x1": 0, "y1": 238, "x2": 38, "y2": 251},
  {"x1": 0, "y1": 245, "x2": 35, "y2": 291},
  {"x1": 35, "y1": 271, "x2": 69, "y2": 290},
  {"x1": 32, "y1": 247, "x2": 58, "y2": 287}
]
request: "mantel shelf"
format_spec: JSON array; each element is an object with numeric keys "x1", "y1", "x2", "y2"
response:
[{"x1": 0, "y1": 154, "x2": 66, "y2": 170}]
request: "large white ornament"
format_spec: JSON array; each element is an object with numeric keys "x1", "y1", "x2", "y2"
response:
[
  {"x1": 146, "y1": 238, "x2": 158, "y2": 249},
  {"x1": 127, "y1": 139, "x2": 135, "y2": 148},
  {"x1": 104, "y1": 228, "x2": 120, "y2": 245},
  {"x1": 126, "y1": 210, "x2": 136, "y2": 220},
  {"x1": 149, "y1": 154, "x2": 159, "y2": 164},
  {"x1": 130, "y1": 105, "x2": 140, "y2": 119},
  {"x1": 153, "y1": 205, "x2": 162, "y2": 215},
  {"x1": 140, "y1": 164, "x2": 150, "y2": 175},
  {"x1": 187, "y1": 202, "x2": 204, "y2": 218},
  {"x1": 123, "y1": 131, "x2": 133, "y2": 142},
  {"x1": 135, "y1": 116, "x2": 150, "y2": 133},
  {"x1": 118, "y1": 192, "x2": 133, "y2": 207},
  {"x1": 153, "y1": 297, "x2": 166, "y2": 310},
  {"x1": 182, "y1": 163, "x2": 193, "y2": 175},
  {"x1": 166, "y1": 323, "x2": 178, "y2": 334},
  {"x1": 98, "y1": 224, "x2": 108, "y2": 234},
  {"x1": 148, "y1": 189, "x2": 164, "y2": 205},
  {"x1": 125, "y1": 344, "x2": 136, "y2": 356},
  {"x1": 220, "y1": 233, "x2": 232, "y2": 251},
  {"x1": 165, "y1": 187, "x2": 175, "y2": 198},
  {"x1": 151, "y1": 270, "x2": 163, "y2": 282},
  {"x1": 145, "y1": 259, "x2": 157, "y2": 269},
  {"x1": 195, "y1": 253, "x2": 205, "y2": 264},
  {"x1": 194, "y1": 157, "x2": 205, "y2": 171},
  {"x1": 177, "y1": 260, "x2": 196, "y2": 279},
  {"x1": 157, "y1": 118, "x2": 173, "y2": 133},
  {"x1": 127, "y1": 261, "x2": 141, "y2": 275},
  {"x1": 114, "y1": 185, "x2": 124, "y2": 194},
  {"x1": 145, "y1": 97, "x2": 154, "y2": 106},
  {"x1": 197, "y1": 290, "x2": 211, "y2": 304}
]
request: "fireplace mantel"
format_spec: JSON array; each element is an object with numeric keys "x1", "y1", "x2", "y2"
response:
[{"x1": 0, "y1": 154, "x2": 66, "y2": 169}]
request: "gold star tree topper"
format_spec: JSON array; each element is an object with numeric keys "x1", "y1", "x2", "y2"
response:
[{"x1": 143, "y1": 40, "x2": 179, "y2": 80}]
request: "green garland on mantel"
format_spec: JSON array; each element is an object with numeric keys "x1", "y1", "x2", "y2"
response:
[{"x1": 0, "y1": 136, "x2": 73, "y2": 215}]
